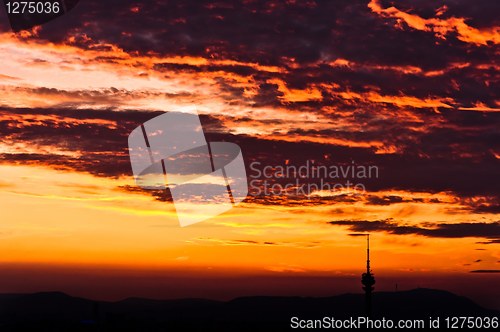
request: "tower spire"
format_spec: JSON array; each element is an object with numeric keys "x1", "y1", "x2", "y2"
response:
[
  {"x1": 366, "y1": 234, "x2": 370, "y2": 274},
  {"x1": 361, "y1": 234, "x2": 375, "y2": 317}
]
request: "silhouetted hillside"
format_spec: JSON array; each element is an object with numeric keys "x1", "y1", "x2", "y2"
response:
[{"x1": 0, "y1": 289, "x2": 497, "y2": 331}]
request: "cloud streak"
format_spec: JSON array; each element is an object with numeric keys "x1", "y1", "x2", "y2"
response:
[{"x1": 330, "y1": 219, "x2": 500, "y2": 241}]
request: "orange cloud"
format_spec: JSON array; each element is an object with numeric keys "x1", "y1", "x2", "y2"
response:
[
  {"x1": 338, "y1": 90, "x2": 453, "y2": 109},
  {"x1": 329, "y1": 58, "x2": 424, "y2": 75},
  {"x1": 267, "y1": 78, "x2": 323, "y2": 102},
  {"x1": 458, "y1": 102, "x2": 500, "y2": 113},
  {"x1": 368, "y1": 0, "x2": 500, "y2": 46},
  {"x1": 0, "y1": 111, "x2": 118, "y2": 129}
]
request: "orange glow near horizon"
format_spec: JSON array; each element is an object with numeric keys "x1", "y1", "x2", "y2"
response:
[{"x1": 0, "y1": 165, "x2": 497, "y2": 275}]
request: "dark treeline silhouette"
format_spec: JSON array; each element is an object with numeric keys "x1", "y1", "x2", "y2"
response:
[{"x1": 0, "y1": 289, "x2": 498, "y2": 331}]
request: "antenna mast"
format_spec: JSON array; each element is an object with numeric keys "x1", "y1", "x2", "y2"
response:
[
  {"x1": 361, "y1": 234, "x2": 375, "y2": 317},
  {"x1": 366, "y1": 234, "x2": 370, "y2": 274}
]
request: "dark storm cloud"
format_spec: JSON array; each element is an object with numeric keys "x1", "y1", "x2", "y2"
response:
[
  {"x1": 378, "y1": 0, "x2": 500, "y2": 28},
  {"x1": 283, "y1": 107, "x2": 500, "y2": 185},
  {"x1": 476, "y1": 239, "x2": 500, "y2": 245},
  {"x1": 118, "y1": 185, "x2": 173, "y2": 202},
  {"x1": 3, "y1": 0, "x2": 495, "y2": 114},
  {"x1": 5, "y1": 0, "x2": 496, "y2": 70},
  {"x1": 1, "y1": 104, "x2": 499, "y2": 204},
  {"x1": 0, "y1": 107, "x2": 229, "y2": 177},
  {"x1": 365, "y1": 195, "x2": 404, "y2": 205},
  {"x1": 0, "y1": 1, "x2": 497, "y2": 209},
  {"x1": 0, "y1": 107, "x2": 156, "y2": 177},
  {"x1": 329, "y1": 219, "x2": 500, "y2": 241}
]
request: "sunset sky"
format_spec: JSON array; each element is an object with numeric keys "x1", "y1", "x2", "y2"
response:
[{"x1": 0, "y1": 0, "x2": 499, "y2": 309}]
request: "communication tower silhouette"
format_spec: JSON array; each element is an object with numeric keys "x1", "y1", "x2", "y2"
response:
[{"x1": 361, "y1": 234, "x2": 375, "y2": 317}]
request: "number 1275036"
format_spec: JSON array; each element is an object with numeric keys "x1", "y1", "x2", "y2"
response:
[{"x1": 6, "y1": 1, "x2": 61, "y2": 14}]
